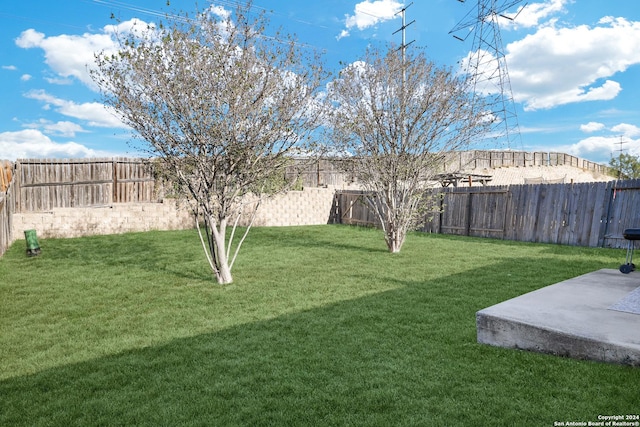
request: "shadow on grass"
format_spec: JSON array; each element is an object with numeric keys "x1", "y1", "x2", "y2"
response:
[
  {"x1": 34, "y1": 231, "x2": 215, "y2": 282},
  {"x1": 2, "y1": 260, "x2": 637, "y2": 427},
  {"x1": 37, "y1": 227, "x2": 390, "y2": 282},
  {"x1": 244, "y1": 225, "x2": 391, "y2": 255}
]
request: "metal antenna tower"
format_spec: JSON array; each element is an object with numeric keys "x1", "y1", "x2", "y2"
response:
[
  {"x1": 394, "y1": 2, "x2": 415, "y2": 66},
  {"x1": 449, "y1": 0, "x2": 526, "y2": 150},
  {"x1": 613, "y1": 135, "x2": 628, "y2": 179},
  {"x1": 616, "y1": 135, "x2": 628, "y2": 156},
  {"x1": 393, "y1": 3, "x2": 415, "y2": 149}
]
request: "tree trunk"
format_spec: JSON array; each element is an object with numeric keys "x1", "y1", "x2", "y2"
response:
[
  {"x1": 387, "y1": 240, "x2": 401, "y2": 253},
  {"x1": 216, "y1": 261, "x2": 233, "y2": 285},
  {"x1": 385, "y1": 224, "x2": 405, "y2": 253},
  {"x1": 213, "y1": 217, "x2": 233, "y2": 284}
]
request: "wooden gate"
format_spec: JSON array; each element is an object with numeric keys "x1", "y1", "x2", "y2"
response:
[{"x1": 438, "y1": 189, "x2": 508, "y2": 239}]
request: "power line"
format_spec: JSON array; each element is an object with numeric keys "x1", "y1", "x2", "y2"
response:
[
  {"x1": 88, "y1": 0, "x2": 329, "y2": 52},
  {"x1": 89, "y1": 0, "x2": 173, "y2": 20}
]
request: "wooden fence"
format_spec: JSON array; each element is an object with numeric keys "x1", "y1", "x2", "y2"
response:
[
  {"x1": 438, "y1": 150, "x2": 612, "y2": 175},
  {"x1": 291, "y1": 151, "x2": 613, "y2": 188},
  {"x1": 12, "y1": 158, "x2": 159, "y2": 212},
  {"x1": 288, "y1": 158, "x2": 355, "y2": 188},
  {"x1": 331, "y1": 179, "x2": 640, "y2": 249},
  {"x1": 0, "y1": 153, "x2": 619, "y2": 257},
  {"x1": 6, "y1": 151, "x2": 614, "y2": 213},
  {"x1": 0, "y1": 189, "x2": 12, "y2": 258}
]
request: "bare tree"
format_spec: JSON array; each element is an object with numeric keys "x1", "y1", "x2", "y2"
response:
[
  {"x1": 327, "y1": 46, "x2": 490, "y2": 253},
  {"x1": 92, "y1": 3, "x2": 326, "y2": 284}
]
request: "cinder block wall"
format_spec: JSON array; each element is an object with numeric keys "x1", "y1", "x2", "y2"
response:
[
  {"x1": 11, "y1": 187, "x2": 337, "y2": 240},
  {"x1": 250, "y1": 187, "x2": 335, "y2": 227},
  {"x1": 13, "y1": 202, "x2": 194, "y2": 239}
]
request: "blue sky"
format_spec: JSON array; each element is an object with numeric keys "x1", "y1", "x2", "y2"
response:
[{"x1": 1, "y1": 0, "x2": 639, "y2": 164}]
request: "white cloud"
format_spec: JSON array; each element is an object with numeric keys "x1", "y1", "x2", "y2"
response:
[
  {"x1": 24, "y1": 89, "x2": 127, "y2": 129},
  {"x1": 611, "y1": 123, "x2": 640, "y2": 138},
  {"x1": 565, "y1": 135, "x2": 640, "y2": 162},
  {"x1": 24, "y1": 119, "x2": 88, "y2": 138},
  {"x1": 562, "y1": 122, "x2": 640, "y2": 162},
  {"x1": 2, "y1": 65, "x2": 17, "y2": 71},
  {"x1": 0, "y1": 129, "x2": 110, "y2": 161},
  {"x1": 566, "y1": 136, "x2": 618, "y2": 158},
  {"x1": 103, "y1": 17, "x2": 155, "y2": 39},
  {"x1": 502, "y1": 0, "x2": 571, "y2": 29},
  {"x1": 507, "y1": 17, "x2": 640, "y2": 110},
  {"x1": 20, "y1": 74, "x2": 32, "y2": 82},
  {"x1": 208, "y1": 5, "x2": 231, "y2": 20},
  {"x1": 338, "y1": 0, "x2": 403, "y2": 39},
  {"x1": 518, "y1": 79, "x2": 621, "y2": 110},
  {"x1": 16, "y1": 29, "x2": 109, "y2": 89},
  {"x1": 337, "y1": 29, "x2": 350, "y2": 41},
  {"x1": 45, "y1": 121, "x2": 87, "y2": 137},
  {"x1": 14, "y1": 28, "x2": 44, "y2": 48},
  {"x1": 580, "y1": 122, "x2": 605, "y2": 133},
  {"x1": 44, "y1": 76, "x2": 74, "y2": 85},
  {"x1": 15, "y1": 19, "x2": 149, "y2": 91}
]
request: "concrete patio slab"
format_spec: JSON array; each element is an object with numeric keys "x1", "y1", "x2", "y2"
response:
[{"x1": 476, "y1": 269, "x2": 640, "y2": 366}]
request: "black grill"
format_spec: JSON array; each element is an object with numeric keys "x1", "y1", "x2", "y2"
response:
[{"x1": 620, "y1": 228, "x2": 640, "y2": 273}]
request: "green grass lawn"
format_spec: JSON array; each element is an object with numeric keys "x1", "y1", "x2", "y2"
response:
[{"x1": 1, "y1": 225, "x2": 638, "y2": 426}]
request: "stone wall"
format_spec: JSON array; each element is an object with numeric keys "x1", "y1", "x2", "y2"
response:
[{"x1": 11, "y1": 187, "x2": 337, "y2": 241}]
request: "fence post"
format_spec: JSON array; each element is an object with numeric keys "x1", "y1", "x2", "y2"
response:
[
  {"x1": 598, "y1": 181, "x2": 616, "y2": 247},
  {"x1": 13, "y1": 161, "x2": 21, "y2": 213},
  {"x1": 112, "y1": 159, "x2": 117, "y2": 203},
  {"x1": 70, "y1": 159, "x2": 76, "y2": 207},
  {"x1": 465, "y1": 192, "x2": 473, "y2": 236},
  {"x1": 438, "y1": 190, "x2": 445, "y2": 234}
]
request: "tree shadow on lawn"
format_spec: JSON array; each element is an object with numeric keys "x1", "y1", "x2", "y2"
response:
[
  {"x1": 245, "y1": 225, "x2": 391, "y2": 255},
  {"x1": 35, "y1": 231, "x2": 215, "y2": 282},
  {"x1": 37, "y1": 227, "x2": 390, "y2": 283},
  {"x1": 2, "y1": 260, "x2": 636, "y2": 427}
]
